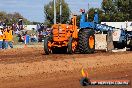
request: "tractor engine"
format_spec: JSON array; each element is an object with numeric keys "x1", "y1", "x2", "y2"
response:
[{"x1": 52, "y1": 24, "x2": 76, "y2": 47}]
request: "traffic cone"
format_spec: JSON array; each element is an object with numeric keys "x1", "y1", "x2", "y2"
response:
[{"x1": 24, "y1": 44, "x2": 27, "y2": 48}]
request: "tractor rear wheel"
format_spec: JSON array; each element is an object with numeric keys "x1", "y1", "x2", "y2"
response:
[
  {"x1": 78, "y1": 29, "x2": 95, "y2": 54},
  {"x1": 44, "y1": 37, "x2": 52, "y2": 54},
  {"x1": 67, "y1": 37, "x2": 76, "y2": 54}
]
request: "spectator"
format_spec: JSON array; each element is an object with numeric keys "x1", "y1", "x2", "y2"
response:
[
  {"x1": 37, "y1": 24, "x2": 41, "y2": 31},
  {"x1": 17, "y1": 33, "x2": 23, "y2": 42},
  {"x1": 30, "y1": 34, "x2": 37, "y2": 42},
  {"x1": 0, "y1": 26, "x2": 3, "y2": 49},
  {"x1": 24, "y1": 32, "x2": 30, "y2": 44},
  {"x1": 2, "y1": 27, "x2": 7, "y2": 49},
  {"x1": 3, "y1": 26, "x2": 13, "y2": 49},
  {"x1": 43, "y1": 29, "x2": 47, "y2": 37},
  {"x1": 3, "y1": 22, "x2": 6, "y2": 28},
  {"x1": 33, "y1": 34, "x2": 38, "y2": 42},
  {"x1": 0, "y1": 21, "x2": 2, "y2": 26},
  {"x1": 30, "y1": 34, "x2": 34, "y2": 42}
]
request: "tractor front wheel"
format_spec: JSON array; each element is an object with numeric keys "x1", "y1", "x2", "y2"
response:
[
  {"x1": 67, "y1": 37, "x2": 77, "y2": 54},
  {"x1": 44, "y1": 37, "x2": 52, "y2": 54}
]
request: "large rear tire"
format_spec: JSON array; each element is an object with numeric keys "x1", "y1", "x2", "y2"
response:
[
  {"x1": 44, "y1": 37, "x2": 52, "y2": 55},
  {"x1": 78, "y1": 29, "x2": 95, "y2": 54}
]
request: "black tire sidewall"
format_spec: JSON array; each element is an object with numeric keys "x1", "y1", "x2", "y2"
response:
[
  {"x1": 44, "y1": 37, "x2": 51, "y2": 54},
  {"x1": 78, "y1": 29, "x2": 95, "y2": 54},
  {"x1": 67, "y1": 37, "x2": 73, "y2": 54}
]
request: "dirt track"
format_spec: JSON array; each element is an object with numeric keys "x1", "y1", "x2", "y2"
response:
[{"x1": 0, "y1": 48, "x2": 132, "y2": 88}]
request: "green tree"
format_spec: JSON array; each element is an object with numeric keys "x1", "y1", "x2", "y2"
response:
[
  {"x1": 0, "y1": 12, "x2": 7, "y2": 22},
  {"x1": 44, "y1": 0, "x2": 70, "y2": 26},
  {"x1": 101, "y1": 0, "x2": 117, "y2": 21},
  {"x1": 12, "y1": 12, "x2": 31, "y2": 25},
  {"x1": 87, "y1": 8, "x2": 104, "y2": 22},
  {"x1": 76, "y1": 15, "x2": 80, "y2": 27},
  {"x1": 101, "y1": 0, "x2": 132, "y2": 21},
  {"x1": 102, "y1": 0, "x2": 116, "y2": 14},
  {"x1": 0, "y1": 11, "x2": 31, "y2": 25},
  {"x1": 115, "y1": 0, "x2": 131, "y2": 20}
]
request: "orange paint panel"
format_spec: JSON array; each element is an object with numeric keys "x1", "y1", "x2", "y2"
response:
[{"x1": 51, "y1": 15, "x2": 78, "y2": 49}]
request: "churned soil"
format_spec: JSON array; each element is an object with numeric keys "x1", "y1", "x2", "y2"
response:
[{"x1": 0, "y1": 47, "x2": 132, "y2": 88}]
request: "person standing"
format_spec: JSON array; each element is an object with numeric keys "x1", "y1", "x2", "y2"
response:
[
  {"x1": 0, "y1": 27, "x2": 3, "y2": 49},
  {"x1": 33, "y1": 34, "x2": 37, "y2": 42},
  {"x1": 30, "y1": 34, "x2": 34, "y2": 42},
  {"x1": 3, "y1": 26, "x2": 13, "y2": 49},
  {"x1": 2, "y1": 27, "x2": 7, "y2": 49},
  {"x1": 8, "y1": 26, "x2": 13, "y2": 48}
]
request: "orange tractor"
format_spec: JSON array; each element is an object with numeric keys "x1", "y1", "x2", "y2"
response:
[
  {"x1": 44, "y1": 15, "x2": 78, "y2": 54},
  {"x1": 44, "y1": 10, "x2": 96, "y2": 54}
]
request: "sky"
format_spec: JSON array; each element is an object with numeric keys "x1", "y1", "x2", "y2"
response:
[{"x1": 0, "y1": 0, "x2": 102, "y2": 22}]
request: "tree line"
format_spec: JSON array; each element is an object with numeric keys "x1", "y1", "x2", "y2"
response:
[
  {"x1": 0, "y1": 11, "x2": 31, "y2": 25},
  {"x1": 0, "y1": 0, "x2": 131, "y2": 26},
  {"x1": 44, "y1": 0, "x2": 132, "y2": 26}
]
